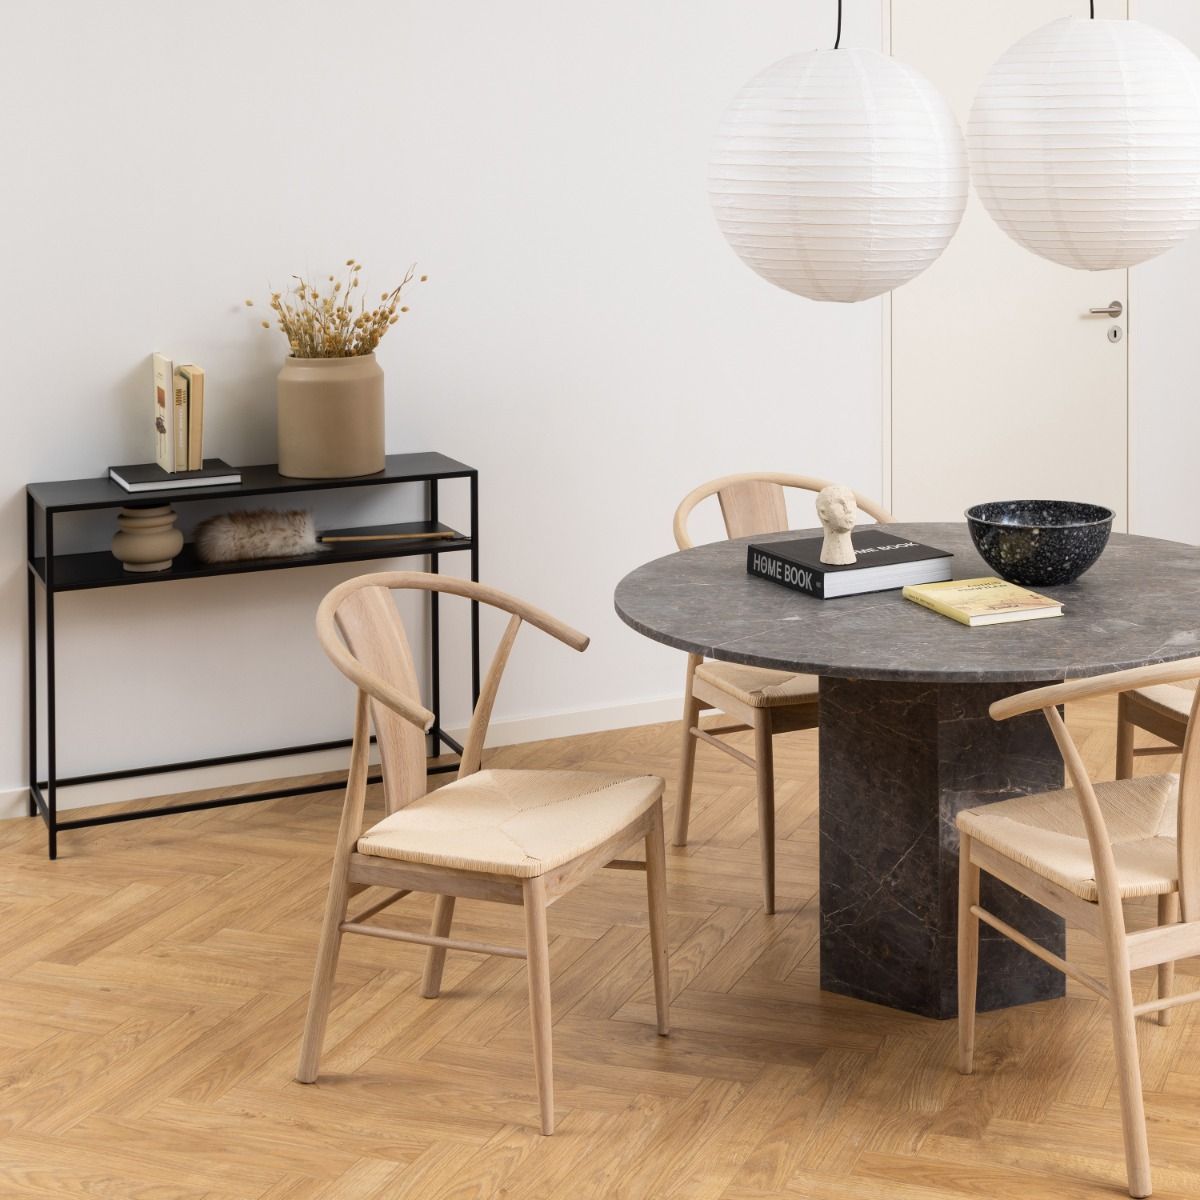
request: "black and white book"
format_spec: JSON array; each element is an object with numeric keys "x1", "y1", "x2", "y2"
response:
[
  {"x1": 747, "y1": 529, "x2": 953, "y2": 599},
  {"x1": 109, "y1": 459, "x2": 241, "y2": 493}
]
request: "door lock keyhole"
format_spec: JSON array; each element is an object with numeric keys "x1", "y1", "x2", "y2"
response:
[{"x1": 1108, "y1": 326, "x2": 1123, "y2": 343}]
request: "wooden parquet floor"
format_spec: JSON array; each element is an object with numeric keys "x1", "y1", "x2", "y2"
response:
[{"x1": 2, "y1": 696, "x2": 1200, "y2": 1199}]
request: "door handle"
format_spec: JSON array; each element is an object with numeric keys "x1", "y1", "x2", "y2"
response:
[{"x1": 1088, "y1": 301, "x2": 1123, "y2": 318}]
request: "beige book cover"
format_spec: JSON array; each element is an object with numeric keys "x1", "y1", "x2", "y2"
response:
[
  {"x1": 152, "y1": 352, "x2": 174, "y2": 471},
  {"x1": 172, "y1": 369, "x2": 188, "y2": 473},
  {"x1": 179, "y1": 364, "x2": 205, "y2": 470},
  {"x1": 903, "y1": 577, "x2": 1063, "y2": 627}
]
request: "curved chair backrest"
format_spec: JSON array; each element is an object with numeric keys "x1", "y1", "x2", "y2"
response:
[
  {"x1": 317, "y1": 572, "x2": 588, "y2": 813},
  {"x1": 673, "y1": 471, "x2": 895, "y2": 550},
  {"x1": 991, "y1": 657, "x2": 1200, "y2": 922}
]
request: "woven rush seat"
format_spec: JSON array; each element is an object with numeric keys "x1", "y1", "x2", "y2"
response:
[
  {"x1": 694, "y1": 660, "x2": 820, "y2": 709},
  {"x1": 957, "y1": 773, "x2": 1180, "y2": 902},
  {"x1": 358, "y1": 768, "x2": 664, "y2": 877},
  {"x1": 1132, "y1": 683, "x2": 1196, "y2": 719}
]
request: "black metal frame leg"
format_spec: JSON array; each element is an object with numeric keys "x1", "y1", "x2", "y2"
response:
[
  {"x1": 26, "y1": 492, "x2": 37, "y2": 821},
  {"x1": 45, "y1": 508, "x2": 57, "y2": 859},
  {"x1": 470, "y1": 470, "x2": 480, "y2": 705}
]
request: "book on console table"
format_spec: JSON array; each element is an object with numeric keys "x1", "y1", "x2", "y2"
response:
[
  {"x1": 179, "y1": 363, "x2": 205, "y2": 470},
  {"x1": 747, "y1": 529, "x2": 952, "y2": 599},
  {"x1": 152, "y1": 352, "x2": 175, "y2": 472},
  {"x1": 903, "y1": 577, "x2": 1063, "y2": 627},
  {"x1": 109, "y1": 459, "x2": 241, "y2": 493}
]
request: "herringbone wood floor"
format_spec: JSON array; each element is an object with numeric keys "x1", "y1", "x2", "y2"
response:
[{"x1": 2, "y1": 697, "x2": 1199, "y2": 1199}]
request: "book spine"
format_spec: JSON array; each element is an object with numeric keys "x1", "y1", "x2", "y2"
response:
[
  {"x1": 153, "y1": 353, "x2": 173, "y2": 472},
  {"x1": 746, "y1": 546, "x2": 824, "y2": 597},
  {"x1": 902, "y1": 586, "x2": 972, "y2": 626},
  {"x1": 173, "y1": 370, "x2": 188, "y2": 474},
  {"x1": 184, "y1": 366, "x2": 204, "y2": 470}
]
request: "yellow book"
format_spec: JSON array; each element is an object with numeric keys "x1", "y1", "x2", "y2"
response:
[
  {"x1": 903, "y1": 577, "x2": 1063, "y2": 627},
  {"x1": 179, "y1": 364, "x2": 205, "y2": 470},
  {"x1": 172, "y1": 368, "x2": 189, "y2": 473}
]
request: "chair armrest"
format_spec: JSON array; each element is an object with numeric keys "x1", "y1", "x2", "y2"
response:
[
  {"x1": 315, "y1": 607, "x2": 435, "y2": 731},
  {"x1": 353, "y1": 667, "x2": 436, "y2": 732},
  {"x1": 321, "y1": 571, "x2": 589, "y2": 654},
  {"x1": 506, "y1": 597, "x2": 589, "y2": 653},
  {"x1": 990, "y1": 656, "x2": 1200, "y2": 722}
]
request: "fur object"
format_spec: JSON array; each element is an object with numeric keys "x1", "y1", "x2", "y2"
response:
[{"x1": 195, "y1": 509, "x2": 323, "y2": 563}]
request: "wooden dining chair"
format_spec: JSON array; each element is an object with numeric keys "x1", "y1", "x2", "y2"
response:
[
  {"x1": 1117, "y1": 682, "x2": 1193, "y2": 779},
  {"x1": 957, "y1": 657, "x2": 1200, "y2": 1199},
  {"x1": 671, "y1": 472, "x2": 894, "y2": 913},
  {"x1": 296, "y1": 572, "x2": 670, "y2": 1135}
]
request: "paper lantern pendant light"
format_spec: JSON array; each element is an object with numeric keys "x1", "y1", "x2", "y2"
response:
[
  {"x1": 709, "y1": 48, "x2": 968, "y2": 303},
  {"x1": 969, "y1": 17, "x2": 1200, "y2": 271}
]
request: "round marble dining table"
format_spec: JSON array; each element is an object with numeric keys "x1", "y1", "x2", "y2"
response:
[{"x1": 615, "y1": 522, "x2": 1200, "y2": 1018}]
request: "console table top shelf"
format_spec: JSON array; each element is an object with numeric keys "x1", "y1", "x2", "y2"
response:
[{"x1": 27, "y1": 451, "x2": 473, "y2": 513}]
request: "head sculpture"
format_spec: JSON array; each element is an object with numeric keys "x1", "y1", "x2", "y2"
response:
[{"x1": 816, "y1": 484, "x2": 858, "y2": 565}]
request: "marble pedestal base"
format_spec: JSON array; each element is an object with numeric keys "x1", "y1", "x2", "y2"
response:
[{"x1": 818, "y1": 677, "x2": 1067, "y2": 1019}]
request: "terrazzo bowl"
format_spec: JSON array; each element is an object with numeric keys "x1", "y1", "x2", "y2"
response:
[{"x1": 965, "y1": 500, "x2": 1114, "y2": 587}]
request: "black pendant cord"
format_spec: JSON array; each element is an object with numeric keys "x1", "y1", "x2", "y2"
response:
[{"x1": 834, "y1": 0, "x2": 843, "y2": 48}]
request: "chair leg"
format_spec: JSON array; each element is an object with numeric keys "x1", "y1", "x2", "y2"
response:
[
  {"x1": 522, "y1": 875, "x2": 555, "y2": 1135},
  {"x1": 296, "y1": 857, "x2": 353, "y2": 1083},
  {"x1": 1116, "y1": 694, "x2": 1135, "y2": 780},
  {"x1": 1107, "y1": 959, "x2": 1153, "y2": 1198},
  {"x1": 1157, "y1": 892, "x2": 1180, "y2": 1027},
  {"x1": 957, "y1": 834, "x2": 981, "y2": 1075},
  {"x1": 420, "y1": 895, "x2": 457, "y2": 999},
  {"x1": 674, "y1": 655, "x2": 703, "y2": 848},
  {"x1": 645, "y1": 803, "x2": 671, "y2": 1037},
  {"x1": 752, "y1": 710, "x2": 776, "y2": 914}
]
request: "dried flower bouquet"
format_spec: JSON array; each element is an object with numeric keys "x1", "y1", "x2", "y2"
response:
[{"x1": 246, "y1": 260, "x2": 427, "y2": 358}]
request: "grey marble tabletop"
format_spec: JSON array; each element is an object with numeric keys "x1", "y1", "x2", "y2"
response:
[{"x1": 614, "y1": 522, "x2": 1200, "y2": 683}]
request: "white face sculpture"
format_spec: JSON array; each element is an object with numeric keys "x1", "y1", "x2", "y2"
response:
[{"x1": 816, "y1": 485, "x2": 857, "y2": 534}]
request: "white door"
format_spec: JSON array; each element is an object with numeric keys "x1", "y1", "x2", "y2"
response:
[
  {"x1": 1128, "y1": 0, "x2": 1200, "y2": 542},
  {"x1": 889, "y1": 0, "x2": 1130, "y2": 530}
]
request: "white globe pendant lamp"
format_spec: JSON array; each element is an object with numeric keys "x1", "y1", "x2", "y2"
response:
[
  {"x1": 969, "y1": 10, "x2": 1200, "y2": 271},
  {"x1": 708, "y1": 2, "x2": 968, "y2": 304}
]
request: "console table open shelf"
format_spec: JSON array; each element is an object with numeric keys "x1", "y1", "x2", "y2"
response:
[{"x1": 26, "y1": 451, "x2": 479, "y2": 859}]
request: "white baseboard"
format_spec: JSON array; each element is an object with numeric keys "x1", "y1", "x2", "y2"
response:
[
  {"x1": 473, "y1": 695, "x2": 680, "y2": 749},
  {"x1": 0, "y1": 696, "x2": 680, "y2": 822}
]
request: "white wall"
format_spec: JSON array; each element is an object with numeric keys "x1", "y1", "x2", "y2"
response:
[
  {"x1": 1130, "y1": 0, "x2": 1200, "y2": 543},
  {"x1": 0, "y1": 2, "x2": 887, "y2": 809}
]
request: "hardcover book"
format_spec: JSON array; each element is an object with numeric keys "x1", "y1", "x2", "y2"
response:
[
  {"x1": 172, "y1": 368, "x2": 189, "y2": 472},
  {"x1": 152, "y1": 352, "x2": 174, "y2": 472},
  {"x1": 747, "y1": 530, "x2": 952, "y2": 599},
  {"x1": 179, "y1": 363, "x2": 205, "y2": 470},
  {"x1": 903, "y1": 577, "x2": 1063, "y2": 627},
  {"x1": 109, "y1": 459, "x2": 241, "y2": 493}
]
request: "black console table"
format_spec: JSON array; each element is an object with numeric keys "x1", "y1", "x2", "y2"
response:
[{"x1": 26, "y1": 452, "x2": 479, "y2": 859}]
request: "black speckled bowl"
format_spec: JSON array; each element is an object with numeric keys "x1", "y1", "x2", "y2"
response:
[{"x1": 965, "y1": 500, "x2": 1114, "y2": 587}]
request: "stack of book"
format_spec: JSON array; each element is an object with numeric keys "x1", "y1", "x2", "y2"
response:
[
  {"x1": 153, "y1": 352, "x2": 207, "y2": 473},
  {"x1": 109, "y1": 354, "x2": 241, "y2": 493},
  {"x1": 746, "y1": 529, "x2": 953, "y2": 598},
  {"x1": 743, "y1": 529, "x2": 1065, "y2": 628}
]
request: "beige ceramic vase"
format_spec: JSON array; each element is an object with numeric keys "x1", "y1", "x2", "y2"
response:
[
  {"x1": 111, "y1": 506, "x2": 184, "y2": 573},
  {"x1": 276, "y1": 353, "x2": 385, "y2": 479}
]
